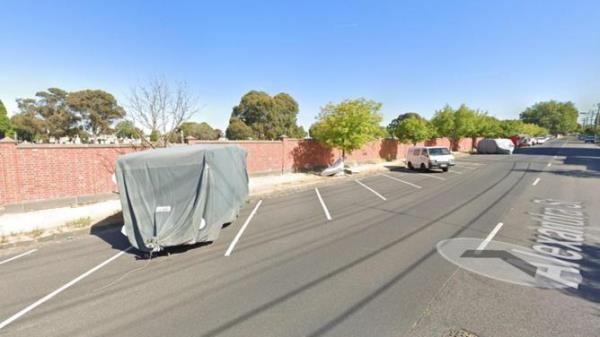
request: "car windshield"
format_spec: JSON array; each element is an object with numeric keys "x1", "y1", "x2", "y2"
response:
[{"x1": 428, "y1": 148, "x2": 450, "y2": 155}]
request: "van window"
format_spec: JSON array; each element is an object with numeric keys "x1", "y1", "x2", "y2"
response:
[
  {"x1": 413, "y1": 149, "x2": 420, "y2": 156},
  {"x1": 428, "y1": 148, "x2": 450, "y2": 155}
]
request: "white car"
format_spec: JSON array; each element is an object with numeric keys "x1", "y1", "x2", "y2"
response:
[{"x1": 406, "y1": 146, "x2": 455, "y2": 172}]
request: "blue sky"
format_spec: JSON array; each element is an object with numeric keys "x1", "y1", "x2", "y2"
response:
[{"x1": 1, "y1": 0, "x2": 599, "y2": 130}]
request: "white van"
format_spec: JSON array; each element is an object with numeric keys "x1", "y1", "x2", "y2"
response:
[{"x1": 406, "y1": 146, "x2": 455, "y2": 172}]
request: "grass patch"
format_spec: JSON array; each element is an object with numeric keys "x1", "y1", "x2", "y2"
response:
[
  {"x1": 28, "y1": 228, "x2": 44, "y2": 238},
  {"x1": 66, "y1": 217, "x2": 92, "y2": 229}
]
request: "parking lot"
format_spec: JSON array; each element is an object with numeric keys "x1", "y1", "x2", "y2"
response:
[{"x1": 1, "y1": 138, "x2": 599, "y2": 337}]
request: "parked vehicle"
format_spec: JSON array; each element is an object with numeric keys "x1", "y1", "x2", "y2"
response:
[
  {"x1": 407, "y1": 146, "x2": 455, "y2": 172},
  {"x1": 116, "y1": 145, "x2": 249, "y2": 253},
  {"x1": 518, "y1": 136, "x2": 534, "y2": 147},
  {"x1": 477, "y1": 138, "x2": 515, "y2": 154},
  {"x1": 535, "y1": 136, "x2": 550, "y2": 144},
  {"x1": 584, "y1": 135, "x2": 597, "y2": 144}
]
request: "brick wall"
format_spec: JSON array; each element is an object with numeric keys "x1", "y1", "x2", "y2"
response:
[{"x1": 0, "y1": 137, "x2": 478, "y2": 209}]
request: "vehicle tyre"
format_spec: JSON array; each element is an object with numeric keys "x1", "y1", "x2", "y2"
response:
[
  {"x1": 442, "y1": 167, "x2": 449, "y2": 172},
  {"x1": 408, "y1": 162, "x2": 414, "y2": 170},
  {"x1": 420, "y1": 163, "x2": 426, "y2": 171}
]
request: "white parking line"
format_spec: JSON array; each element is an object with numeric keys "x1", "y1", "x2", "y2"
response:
[
  {"x1": 476, "y1": 222, "x2": 504, "y2": 251},
  {"x1": 315, "y1": 188, "x2": 332, "y2": 221},
  {"x1": 380, "y1": 174, "x2": 422, "y2": 189},
  {"x1": 0, "y1": 249, "x2": 37, "y2": 266},
  {"x1": 448, "y1": 170, "x2": 463, "y2": 175},
  {"x1": 225, "y1": 200, "x2": 263, "y2": 256},
  {"x1": 417, "y1": 173, "x2": 445, "y2": 180},
  {"x1": 0, "y1": 247, "x2": 131, "y2": 331},
  {"x1": 532, "y1": 177, "x2": 541, "y2": 186},
  {"x1": 355, "y1": 180, "x2": 386, "y2": 201}
]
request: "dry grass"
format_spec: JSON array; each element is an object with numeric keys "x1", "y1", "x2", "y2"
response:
[
  {"x1": 66, "y1": 217, "x2": 92, "y2": 229},
  {"x1": 27, "y1": 228, "x2": 44, "y2": 238}
]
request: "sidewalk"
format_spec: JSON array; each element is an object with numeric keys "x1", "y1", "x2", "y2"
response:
[{"x1": 0, "y1": 157, "x2": 431, "y2": 246}]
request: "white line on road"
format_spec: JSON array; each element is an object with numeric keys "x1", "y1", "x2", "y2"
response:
[
  {"x1": 448, "y1": 170, "x2": 463, "y2": 175},
  {"x1": 417, "y1": 173, "x2": 445, "y2": 180},
  {"x1": 532, "y1": 177, "x2": 541, "y2": 186},
  {"x1": 476, "y1": 222, "x2": 504, "y2": 251},
  {"x1": 547, "y1": 163, "x2": 552, "y2": 167},
  {"x1": 225, "y1": 200, "x2": 263, "y2": 256},
  {"x1": 315, "y1": 188, "x2": 332, "y2": 221},
  {"x1": 459, "y1": 166, "x2": 476, "y2": 170},
  {"x1": 0, "y1": 247, "x2": 131, "y2": 331},
  {"x1": 381, "y1": 174, "x2": 422, "y2": 189},
  {"x1": 355, "y1": 180, "x2": 386, "y2": 201},
  {"x1": 0, "y1": 249, "x2": 37, "y2": 266}
]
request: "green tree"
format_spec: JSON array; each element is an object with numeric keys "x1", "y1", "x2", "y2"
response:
[
  {"x1": 115, "y1": 120, "x2": 143, "y2": 139},
  {"x1": 0, "y1": 99, "x2": 13, "y2": 138},
  {"x1": 179, "y1": 121, "x2": 220, "y2": 140},
  {"x1": 386, "y1": 112, "x2": 422, "y2": 137},
  {"x1": 520, "y1": 100, "x2": 578, "y2": 135},
  {"x1": 149, "y1": 129, "x2": 160, "y2": 142},
  {"x1": 14, "y1": 88, "x2": 80, "y2": 139},
  {"x1": 430, "y1": 105, "x2": 455, "y2": 140},
  {"x1": 67, "y1": 90, "x2": 125, "y2": 137},
  {"x1": 310, "y1": 98, "x2": 383, "y2": 157},
  {"x1": 394, "y1": 115, "x2": 434, "y2": 145},
  {"x1": 226, "y1": 117, "x2": 255, "y2": 140},
  {"x1": 499, "y1": 119, "x2": 525, "y2": 137},
  {"x1": 229, "y1": 91, "x2": 306, "y2": 140},
  {"x1": 476, "y1": 114, "x2": 502, "y2": 138}
]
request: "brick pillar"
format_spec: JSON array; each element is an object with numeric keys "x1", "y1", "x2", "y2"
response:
[
  {"x1": 280, "y1": 135, "x2": 288, "y2": 175},
  {"x1": 0, "y1": 137, "x2": 18, "y2": 208}
]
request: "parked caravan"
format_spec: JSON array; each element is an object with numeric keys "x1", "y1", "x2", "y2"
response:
[{"x1": 115, "y1": 145, "x2": 249, "y2": 252}]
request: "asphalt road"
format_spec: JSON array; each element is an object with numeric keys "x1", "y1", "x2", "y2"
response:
[{"x1": 1, "y1": 137, "x2": 599, "y2": 337}]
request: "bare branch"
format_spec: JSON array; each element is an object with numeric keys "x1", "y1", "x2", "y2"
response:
[{"x1": 127, "y1": 77, "x2": 199, "y2": 146}]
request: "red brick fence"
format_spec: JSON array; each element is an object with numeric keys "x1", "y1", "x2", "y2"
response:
[{"x1": 0, "y1": 137, "x2": 476, "y2": 212}]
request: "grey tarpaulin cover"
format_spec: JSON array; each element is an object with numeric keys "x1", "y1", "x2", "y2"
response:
[
  {"x1": 115, "y1": 145, "x2": 249, "y2": 252},
  {"x1": 477, "y1": 138, "x2": 514, "y2": 154}
]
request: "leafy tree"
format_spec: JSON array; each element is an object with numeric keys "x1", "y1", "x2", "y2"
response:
[
  {"x1": 521, "y1": 123, "x2": 548, "y2": 137},
  {"x1": 179, "y1": 121, "x2": 220, "y2": 140},
  {"x1": 10, "y1": 112, "x2": 45, "y2": 142},
  {"x1": 67, "y1": 90, "x2": 125, "y2": 137},
  {"x1": 228, "y1": 91, "x2": 306, "y2": 140},
  {"x1": 149, "y1": 129, "x2": 160, "y2": 142},
  {"x1": 226, "y1": 117, "x2": 255, "y2": 140},
  {"x1": 115, "y1": 120, "x2": 143, "y2": 139},
  {"x1": 431, "y1": 104, "x2": 479, "y2": 149},
  {"x1": 499, "y1": 119, "x2": 524, "y2": 137},
  {"x1": 0, "y1": 99, "x2": 13, "y2": 138},
  {"x1": 387, "y1": 112, "x2": 422, "y2": 137},
  {"x1": 13, "y1": 88, "x2": 80, "y2": 140},
  {"x1": 310, "y1": 98, "x2": 383, "y2": 157},
  {"x1": 520, "y1": 100, "x2": 578, "y2": 135},
  {"x1": 476, "y1": 114, "x2": 502, "y2": 138},
  {"x1": 394, "y1": 115, "x2": 434, "y2": 145},
  {"x1": 430, "y1": 105, "x2": 455, "y2": 140}
]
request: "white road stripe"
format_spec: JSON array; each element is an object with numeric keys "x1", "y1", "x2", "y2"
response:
[
  {"x1": 449, "y1": 170, "x2": 463, "y2": 175},
  {"x1": 547, "y1": 163, "x2": 552, "y2": 167},
  {"x1": 225, "y1": 200, "x2": 263, "y2": 256},
  {"x1": 532, "y1": 177, "x2": 541, "y2": 186},
  {"x1": 0, "y1": 247, "x2": 131, "y2": 331},
  {"x1": 0, "y1": 249, "x2": 37, "y2": 266},
  {"x1": 315, "y1": 188, "x2": 332, "y2": 221},
  {"x1": 355, "y1": 180, "x2": 386, "y2": 201},
  {"x1": 476, "y1": 222, "x2": 504, "y2": 251},
  {"x1": 380, "y1": 174, "x2": 422, "y2": 189},
  {"x1": 457, "y1": 162, "x2": 484, "y2": 166},
  {"x1": 417, "y1": 173, "x2": 445, "y2": 180},
  {"x1": 459, "y1": 166, "x2": 475, "y2": 170}
]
